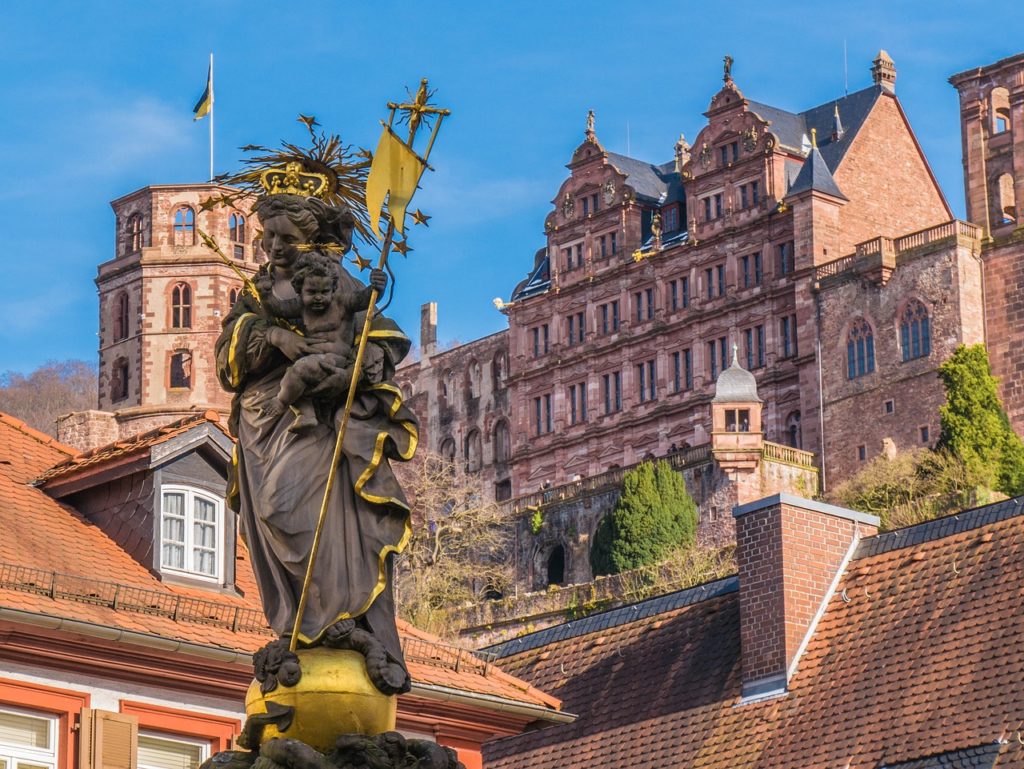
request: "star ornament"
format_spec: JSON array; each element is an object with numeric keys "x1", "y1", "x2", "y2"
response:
[
  {"x1": 350, "y1": 252, "x2": 372, "y2": 271},
  {"x1": 393, "y1": 239, "x2": 413, "y2": 256},
  {"x1": 411, "y1": 209, "x2": 431, "y2": 227},
  {"x1": 297, "y1": 114, "x2": 321, "y2": 132}
]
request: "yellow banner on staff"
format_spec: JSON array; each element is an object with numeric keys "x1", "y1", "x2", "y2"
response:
[{"x1": 365, "y1": 126, "x2": 425, "y2": 238}]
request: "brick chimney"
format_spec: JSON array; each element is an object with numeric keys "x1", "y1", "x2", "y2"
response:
[
  {"x1": 420, "y1": 302, "x2": 438, "y2": 358},
  {"x1": 733, "y1": 493, "x2": 879, "y2": 700}
]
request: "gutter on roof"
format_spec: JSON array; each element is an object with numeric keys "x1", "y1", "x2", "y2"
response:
[
  {"x1": 0, "y1": 607, "x2": 575, "y2": 724},
  {"x1": 409, "y1": 682, "x2": 576, "y2": 725},
  {"x1": 0, "y1": 606, "x2": 253, "y2": 665}
]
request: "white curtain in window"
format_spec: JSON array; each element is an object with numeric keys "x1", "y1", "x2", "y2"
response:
[
  {"x1": 162, "y1": 492, "x2": 186, "y2": 569},
  {"x1": 137, "y1": 734, "x2": 205, "y2": 769}
]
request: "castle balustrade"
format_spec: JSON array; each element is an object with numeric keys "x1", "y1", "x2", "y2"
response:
[{"x1": 814, "y1": 219, "x2": 982, "y2": 283}]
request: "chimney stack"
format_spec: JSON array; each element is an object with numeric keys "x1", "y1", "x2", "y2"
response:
[
  {"x1": 420, "y1": 302, "x2": 437, "y2": 358},
  {"x1": 733, "y1": 493, "x2": 878, "y2": 701},
  {"x1": 871, "y1": 50, "x2": 897, "y2": 93}
]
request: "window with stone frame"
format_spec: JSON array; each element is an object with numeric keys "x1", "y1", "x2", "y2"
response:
[
  {"x1": 169, "y1": 349, "x2": 193, "y2": 390},
  {"x1": 663, "y1": 205, "x2": 679, "y2": 233},
  {"x1": 602, "y1": 371, "x2": 622, "y2": 414},
  {"x1": 566, "y1": 311, "x2": 585, "y2": 346},
  {"x1": 127, "y1": 212, "x2": 145, "y2": 253},
  {"x1": 113, "y1": 292, "x2": 131, "y2": 341},
  {"x1": 900, "y1": 299, "x2": 931, "y2": 362},
  {"x1": 493, "y1": 420, "x2": 511, "y2": 464},
  {"x1": 439, "y1": 437, "x2": 456, "y2": 462},
  {"x1": 777, "y1": 241, "x2": 794, "y2": 276},
  {"x1": 780, "y1": 314, "x2": 798, "y2": 358},
  {"x1": 672, "y1": 349, "x2": 692, "y2": 392},
  {"x1": 996, "y1": 173, "x2": 1016, "y2": 225},
  {"x1": 229, "y1": 212, "x2": 246, "y2": 242},
  {"x1": 637, "y1": 359, "x2": 656, "y2": 403},
  {"x1": 744, "y1": 325, "x2": 765, "y2": 369},
  {"x1": 533, "y1": 394, "x2": 553, "y2": 435},
  {"x1": 228, "y1": 287, "x2": 240, "y2": 308},
  {"x1": 171, "y1": 283, "x2": 192, "y2": 328},
  {"x1": 464, "y1": 429, "x2": 483, "y2": 472},
  {"x1": 172, "y1": 206, "x2": 196, "y2": 246},
  {"x1": 991, "y1": 87, "x2": 1011, "y2": 134},
  {"x1": 111, "y1": 357, "x2": 130, "y2": 402},
  {"x1": 160, "y1": 485, "x2": 223, "y2": 581},
  {"x1": 846, "y1": 319, "x2": 876, "y2": 379},
  {"x1": 741, "y1": 252, "x2": 763, "y2": 288}
]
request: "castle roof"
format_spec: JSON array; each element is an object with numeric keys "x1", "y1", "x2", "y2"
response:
[
  {"x1": 712, "y1": 349, "x2": 761, "y2": 403},
  {"x1": 786, "y1": 142, "x2": 849, "y2": 200},
  {"x1": 483, "y1": 496, "x2": 1024, "y2": 769}
]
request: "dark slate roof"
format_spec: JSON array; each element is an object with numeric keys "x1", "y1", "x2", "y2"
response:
[
  {"x1": 750, "y1": 85, "x2": 883, "y2": 173},
  {"x1": 483, "y1": 496, "x2": 1024, "y2": 769},
  {"x1": 786, "y1": 144, "x2": 848, "y2": 200},
  {"x1": 880, "y1": 744, "x2": 1002, "y2": 769},
  {"x1": 712, "y1": 353, "x2": 761, "y2": 403},
  {"x1": 606, "y1": 152, "x2": 680, "y2": 204},
  {"x1": 487, "y1": 576, "x2": 738, "y2": 659},
  {"x1": 510, "y1": 248, "x2": 551, "y2": 302}
]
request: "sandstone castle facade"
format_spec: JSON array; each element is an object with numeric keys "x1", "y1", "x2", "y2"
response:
[{"x1": 60, "y1": 50, "x2": 1024, "y2": 595}]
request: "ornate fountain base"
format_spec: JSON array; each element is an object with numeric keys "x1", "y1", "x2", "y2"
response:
[{"x1": 245, "y1": 648, "x2": 396, "y2": 752}]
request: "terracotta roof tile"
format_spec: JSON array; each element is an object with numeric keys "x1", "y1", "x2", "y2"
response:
[
  {"x1": 0, "y1": 417, "x2": 558, "y2": 713},
  {"x1": 485, "y1": 498, "x2": 1024, "y2": 769},
  {"x1": 35, "y1": 410, "x2": 227, "y2": 484},
  {"x1": 0, "y1": 412, "x2": 76, "y2": 484}
]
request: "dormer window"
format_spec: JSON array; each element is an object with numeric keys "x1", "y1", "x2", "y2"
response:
[{"x1": 160, "y1": 485, "x2": 223, "y2": 581}]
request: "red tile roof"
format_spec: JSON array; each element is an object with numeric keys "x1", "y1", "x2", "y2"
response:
[
  {"x1": 0, "y1": 417, "x2": 560, "y2": 714},
  {"x1": 35, "y1": 410, "x2": 228, "y2": 485},
  {"x1": 0, "y1": 412, "x2": 76, "y2": 484},
  {"x1": 484, "y1": 498, "x2": 1024, "y2": 768}
]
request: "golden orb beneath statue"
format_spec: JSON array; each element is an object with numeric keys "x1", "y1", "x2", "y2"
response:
[{"x1": 245, "y1": 648, "x2": 397, "y2": 753}]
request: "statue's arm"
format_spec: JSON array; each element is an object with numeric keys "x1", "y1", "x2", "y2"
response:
[{"x1": 215, "y1": 308, "x2": 278, "y2": 392}]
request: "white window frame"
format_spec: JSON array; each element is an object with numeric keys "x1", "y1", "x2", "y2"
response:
[
  {"x1": 137, "y1": 730, "x2": 211, "y2": 769},
  {"x1": 0, "y1": 704, "x2": 58, "y2": 769},
  {"x1": 160, "y1": 485, "x2": 224, "y2": 583}
]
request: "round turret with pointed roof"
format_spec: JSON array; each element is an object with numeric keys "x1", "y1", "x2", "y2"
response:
[{"x1": 713, "y1": 346, "x2": 761, "y2": 403}]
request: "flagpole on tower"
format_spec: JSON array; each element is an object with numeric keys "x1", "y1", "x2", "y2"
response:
[{"x1": 209, "y1": 52, "x2": 215, "y2": 182}]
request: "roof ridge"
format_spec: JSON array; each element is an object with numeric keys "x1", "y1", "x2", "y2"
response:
[
  {"x1": 0, "y1": 412, "x2": 77, "y2": 457},
  {"x1": 855, "y1": 495, "x2": 1024, "y2": 559},
  {"x1": 36, "y1": 409, "x2": 226, "y2": 484},
  {"x1": 486, "y1": 575, "x2": 739, "y2": 659}
]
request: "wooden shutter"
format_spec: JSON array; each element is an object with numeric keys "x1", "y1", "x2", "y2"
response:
[{"x1": 79, "y1": 708, "x2": 138, "y2": 769}]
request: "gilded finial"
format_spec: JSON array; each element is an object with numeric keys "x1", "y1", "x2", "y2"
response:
[{"x1": 811, "y1": 127, "x2": 818, "y2": 149}]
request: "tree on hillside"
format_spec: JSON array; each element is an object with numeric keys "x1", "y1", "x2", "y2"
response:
[
  {"x1": 590, "y1": 460, "x2": 698, "y2": 576},
  {"x1": 936, "y1": 344, "x2": 1024, "y2": 496},
  {"x1": 829, "y1": 448, "x2": 979, "y2": 530},
  {"x1": 0, "y1": 360, "x2": 97, "y2": 437},
  {"x1": 393, "y1": 450, "x2": 513, "y2": 637}
]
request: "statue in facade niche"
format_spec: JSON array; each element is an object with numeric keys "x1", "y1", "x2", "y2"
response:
[{"x1": 201, "y1": 83, "x2": 459, "y2": 769}]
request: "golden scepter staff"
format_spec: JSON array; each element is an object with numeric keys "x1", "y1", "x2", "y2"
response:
[
  {"x1": 197, "y1": 227, "x2": 263, "y2": 307},
  {"x1": 289, "y1": 80, "x2": 450, "y2": 652}
]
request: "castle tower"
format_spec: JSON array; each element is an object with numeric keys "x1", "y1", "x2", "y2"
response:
[
  {"x1": 710, "y1": 347, "x2": 763, "y2": 471},
  {"x1": 950, "y1": 52, "x2": 1024, "y2": 236},
  {"x1": 950, "y1": 53, "x2": 1024, "y2": 433},
  {"x1": 60, "y1": 184, "x2": 258, "y2": 449}
]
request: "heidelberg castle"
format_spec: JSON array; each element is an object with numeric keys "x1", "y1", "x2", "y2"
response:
[{"x1": 59, "y1": 49, "x2": 1024, "y2": 588}]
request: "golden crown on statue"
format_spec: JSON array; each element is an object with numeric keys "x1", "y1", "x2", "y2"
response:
[{"x1": 260, "y1": 161, "x2": 330, "y2": 198}]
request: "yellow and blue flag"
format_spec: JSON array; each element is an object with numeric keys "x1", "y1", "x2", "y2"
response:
[{"x1": 193, "y1": 64, "x2": 213, "y2": 121}]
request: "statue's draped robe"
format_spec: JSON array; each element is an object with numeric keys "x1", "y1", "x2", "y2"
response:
[{"x1": 215, "y1": 267, "x2": 417, "y2": 672}]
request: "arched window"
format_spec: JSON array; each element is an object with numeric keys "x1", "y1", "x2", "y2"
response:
[
  {"x1": 171, "y1": 283, "x2": 192, "y2": 328},
  {"x1": 439, "y1": 437, "x2": 456, "y2": 462},
  {"x1": 492, "y1": 352, "x2": 508, "y2": 389},
  {"x1": 228, "y1": 287, "x2": 240, "y2": 308},
  {"x1": 997, "y1": 173, "x2": 1017, "y2": 225},
  {"x1": 113, "y1": 292, "x2": 130, "y2": 341},
  {"x1": 160, "y1": 485, "x2": 223, "y2": 580},
  {"x1": 467, "y1": 360, "x2": 481, "y2": 399},
  {"x1": 546, "y1": 545, "x2": 565, "y2": 586},
  {"x1": 846, "y1": 319, "x2": 875, "y2": 379},
  {"x1": 169, "y1": 349, "x2": 193, "y2": 389},
  {"x1": 465, "y1": 429, "x2": 483, "y2": 472},
  {"x1": 127, "y1": 213, "x2": 145, "y2": 253},
  {"x1": 441, "y1": 370, "x2": 455, "y2": 401},
  {"x1": 172, "y1": 207, "x2": 195, "y2": 245},
  {"x1": 229, "y1": 212, "x2": 246, "y2": 259},
  {"x1": 900, "y1": 300, "x2": 931, "y2": 362},
  {"x1": 493, "y1": 420, "x2": 511, "y2": 464},
  {"x1": 111, "y1": 357, "x2": 130, "y2": 402},
  {"x1": 785, "y1": 410, "x2": 802, "y2": 449},
  {"x1": 991, "y1": 87, "x2": 1011, "y2": 134},
  {"x1": 229, "y1": 212, "x2": 246, "y2": 242}
]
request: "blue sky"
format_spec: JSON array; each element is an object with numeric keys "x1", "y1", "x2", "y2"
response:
[{"x1": 0, "y1": 1, "x2": 1020, "y2": 372}]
